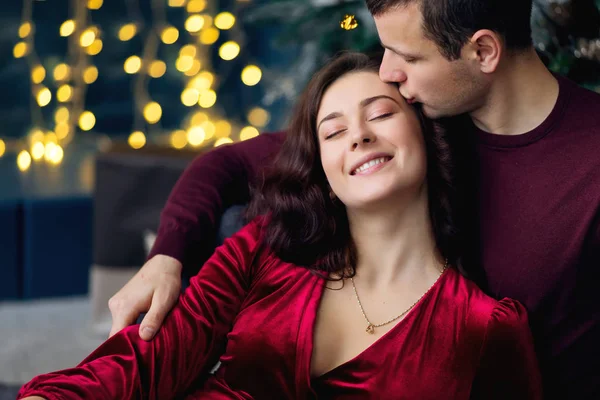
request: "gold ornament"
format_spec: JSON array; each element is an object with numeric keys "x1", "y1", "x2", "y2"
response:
[{"x1": 340, "y1": 14, "x2": 358, "y2": 30}]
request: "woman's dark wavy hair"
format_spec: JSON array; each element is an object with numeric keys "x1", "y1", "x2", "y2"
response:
[{"x1": 247, "y1": 52, "x2": 460, "y2": 278}]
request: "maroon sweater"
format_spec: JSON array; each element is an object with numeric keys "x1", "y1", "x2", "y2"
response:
[{"x1": 149, "y1": 76, "x2": 600, "y2": 398}]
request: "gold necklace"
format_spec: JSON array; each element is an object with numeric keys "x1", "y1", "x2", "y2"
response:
[{"x1": 350, "y1": 259, "x2": 449, "y2": 334}]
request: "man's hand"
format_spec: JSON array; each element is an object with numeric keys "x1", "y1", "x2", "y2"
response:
[{"x1": 108, "y1": 254, "x2": 182, "y2": 341}]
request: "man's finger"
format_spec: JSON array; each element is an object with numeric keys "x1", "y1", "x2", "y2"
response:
[
  {"x1": 139, "y1": 288, "x2": 179, "y2": 341},
  {"x1": 108, "y1": 297, "x2": 140, "y2": 338}
]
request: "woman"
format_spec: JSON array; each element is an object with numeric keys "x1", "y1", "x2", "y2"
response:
[{"x1": 19, "y1": 52, "x2": 542, "y2": 399}]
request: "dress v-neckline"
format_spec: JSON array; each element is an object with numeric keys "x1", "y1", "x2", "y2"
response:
[{"x1": 296, "y1": 268, "x2": 451, "y2": 394}]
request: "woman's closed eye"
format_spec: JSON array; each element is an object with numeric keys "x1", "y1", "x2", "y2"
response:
[
  {"x1": 368, "y1": 112, "x2": 393, "y2": 121},
  {"x1": 324, "y1": 129, "x2": 346, "y2": 140}
]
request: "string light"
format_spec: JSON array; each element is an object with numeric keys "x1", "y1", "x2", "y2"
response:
[
  {"x1": 17, "y1": 150, "x2": 32, "y2": 171},
  {"x1": 143, "y1": 102, "x2": 162, "y2": 124},
  {"x1": 214, "y1": 12, "x2": 235, "y2": 30},
  {"x1": 170, "y1": 130, "x2": 187, "y2": 149},
  {"x1": 128, "y1": 131, "x2": 146, "y2": 149},
  {"x1": 241, "y1": 65, "x2": 262, "y2": 86},
  {"x1": 57, "y1": 84, "x2": 73, "y2": 102},
  {"x1": 161, "y1": 27, "x2": 179, "y2": 44},
  {"x1": 53, "y1": 63, "x2": 71, "y2": 81},
  {"x1": 87, "y1": 0, "x2": 104, "y2": 10},
  {"x1": 181, "y1": 88, "x2": 200, "y2": 106},
  {"x1": 186, "y1": 0, "x2": 207, "y2": 13},
  {"x1": 240, "y1": 126, "x2": 259, "y2": 141},
  {"x1": 119, "y1": 23, "x2": 137, "y2": 41},
  {"x1": 199, "y1": 27, "x2": 219, "y2": 44},
  {"x1": 31, "y1": 141, "x2": 45, "y2": 160},
  {"x1": 149, "y1": 60, "x2": 167, "y2": 78},
  {"x1": 36, "y1": 87, "x2": 52, "y2": 107},
  {"x1": 19, "y1": 22, "x2": 33, "y2": 38},
  {"x1": 214, "y1": 137, "x2": 233, "y2": 147},
  {"x1": 185, "y1": 15, "x2": 205, "y2": 33},
  {"x1": 13, "y1": 42, "x2": 28, "y2": 58},
  {"x1": 219, "y1": 41, "x2": 240, "y2": 60},
  {"x1": 60, "y1": 20, "x2": 76, "y2": 37},
  {"x1": 198, "y1": 90, "x2": 217, "y2": 108},
  {"x1": 0, "y1": 139, "x2": 5, "y2": 157},
  {"x1": 168, "y1": 0, "x2": 186, "y2": 7},
  {"x1": 79, "y1": 111, "x2": 96, "y2": 131},
  {"x1": 124, "y1": 56, "x2": 142, "y2": 74},
  {"x1": 79, "y1": 28, "x2": 96, "y2": 47},
  {"x1": 86, "y1": 39, "x2": 103, "y2": 55},
  {"x1": 247, "y1": 107, "x2": 270, "y2": 127},
  {"x1": 31, "y1": 65, "x2": 46, "y2": 83},
  {"x1": 187, "y1": 126, "x2": 206, "y2": 146},
  {"x1": 215, "y1": 120, "x2": 232, "y2": 138},
  {"x1": 83, "y1": 66, "x2": 99, "y2": 84}
]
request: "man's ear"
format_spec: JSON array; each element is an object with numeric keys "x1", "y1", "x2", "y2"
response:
[{"x1": 467, "y1": 29, "x2": 502, "y2": 74}]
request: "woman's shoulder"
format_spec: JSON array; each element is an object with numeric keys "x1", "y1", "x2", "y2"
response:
[{"x1": 448, "y1": 270, "x2": 530, "y2": 337}]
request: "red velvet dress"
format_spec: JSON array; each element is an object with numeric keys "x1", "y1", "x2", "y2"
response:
[{"x1": 19, "y1": 220, "x2": 542, "y2": 399}]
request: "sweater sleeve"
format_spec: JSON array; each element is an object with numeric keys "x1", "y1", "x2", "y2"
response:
[
  {"x1": 470, "y1": 298, "x2": 543, "y2": 400},
  {"x1": 18, "y1": 219, "x2": 268, "y2": 400},
  {"x1": 148, "y1": 132, "x2": 285, "y2": 276}
]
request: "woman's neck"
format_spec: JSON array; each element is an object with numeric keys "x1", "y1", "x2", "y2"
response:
[{"x1": 346, "y1": 188, "x2": 443, "y2": 288}]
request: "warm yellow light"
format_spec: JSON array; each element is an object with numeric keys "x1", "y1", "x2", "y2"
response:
[
  {"x1": 189, "y1": 71, "x2": 213, "y2": 91},
  {"x1": 86, "y1": 39, "x2": 103, "y2": 55},
  {"x1": 128, "y1": 131, "x2": 146, "y2": 149},
  {"x1": 187, "y1": 126, "x2": 206, "y2": 146},
  {"x1": 87, "y1": 0, "x2": 103, "y2": 10},
  {"x1": 19, "y1": 22, "x2": 33, "y2": 38},
  {"x1": 214, "y1": 12, "x2": 236, "y2": 30},
  {"x1": 180, "y1": 44, "x2": 197, "y2": 57},
  {"x1": 80, "y1": 29, "x2": 96, "y2": 47},
  {"x1": 190, "y1": 111, "x2": 208, "y2": 126},
  {"x1": 31, "y1": 65, "x2": 46, "y2": 84},
  {"x1": 118, "y1": 23, "x2": 137, "y2": 41},
  {"x1": 215, "y1": 120, "x2": 232, "y2": 138},
  {"x1": 184, "y1": 60, "x2": 202, "y2": 76},
  {"x1": 57, "y1": 84, "x2": 73, "y2": 102},
  {"x1": 186, "y1": 0, "x2": 206, "y2": 13},
  {"x1": 30, "y1": 129, "x2": 45, "y2": 144},
  {"x1": 198, "y1": 90, "x2": 217, "y2": 108},
  {"x1": 219, "y1": 41, "x2": 240, "y2": 61},
  {"x1": 55, "y1": 107, "x2": 70, "y2": 124},
  {"x1": 53, "y1": 63, "x2": 71, "y2": 81},
  {"x1": 79, "y1": 111, "x2": 96, "y2": 131},
  {"x1": 31, "y1": 141, "x2": 45, "y2": 160},
  {"x1": 168, "y1": 0, "x2": 186, "y2": 7},
  {"x1": 44, "y1": 142, "x2": 64, "y2": 164},
  {"x1": 214, "y1": 137, "x2": 233, "y2": 147},
  {"x1": 241, "y1": 65, "x2": 262, "y2": 86},
  {"x1": 124, "y1": 55, "x2": 142, "y2": 74},
  {"x1": 13, "y1": 42, "x2": 28, "y2": 58},
  {"x1": 170, "y1": 130, "x2": 187, "y2": 149},
  {"x1": 240, "y1": 126, "x2": 260, "y2": 141},
  {"x1": 143, "y1": 102, "x2": 162, "y2": 124},
  {"x1": 175, "y1": 55, "x2": 194, "y2": 72},
  {"x1": 161, "y1": 27, "x2": 179, "y2": 44},
  {"x1": 60, "y1": 20, "x2": 76, "y2": 37},
  {"x1": 37, "y1": 87, "x2": 52, "y2": 107},
  {"x1": 185, "y1": 15, "x2": 205, "y2": 33},
  {"x1": 17, "y1": 151, "x2": 32, "y2": 171},
  {"x1": 55, "y1": 122, "x2": 70, "y2": 139},
  {"x1": 0, "y1": 139, "x2": 5, "y2": 158},
  {"x1": 247, "y1": 107, "x2": 270, "y2": 127},
  {"x1": 181, "y1": 88, "x2": 200, "y2": 107},
  {"x1": 83, "y1": 66, "x2": 99, "y2": 84},
  {"x1": 45, "y1": 132, "x2": 58, "y2": 144},
  {"x1": 149, "y1": 60, "x2": 166, "y2": 78},
  {"x1": 201, "y1": 120, "x2": 216, "y2": 140},
  {"x1": 199, "y1": 27, "x2": 219, "y2": 45}
]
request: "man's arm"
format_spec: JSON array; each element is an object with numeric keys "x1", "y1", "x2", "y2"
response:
[{"x1": 108, "y1": 132, "x2": 286, "y2": 340}]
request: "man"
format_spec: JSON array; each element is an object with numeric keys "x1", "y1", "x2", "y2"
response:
[{"x1": 107, "y1": 0, "x2": 600, "y2": 397}]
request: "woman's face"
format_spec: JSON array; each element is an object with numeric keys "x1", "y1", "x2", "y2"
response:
[{"x1": 316, "y1": 71, "x2": 427, "y2": 211}]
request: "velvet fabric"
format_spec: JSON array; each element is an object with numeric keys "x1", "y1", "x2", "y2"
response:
[{"x1": 20, "y1": 220, "x2": 541, "y2": 399}]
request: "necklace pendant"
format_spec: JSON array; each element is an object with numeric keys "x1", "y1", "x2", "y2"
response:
[{"x1": 366, "y1": 324, "x2": 375, "y2": 334}]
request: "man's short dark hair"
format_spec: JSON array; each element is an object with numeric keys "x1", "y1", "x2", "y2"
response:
[{"x1": 366, "y1": 0, "x2": 533, "y2": 60}]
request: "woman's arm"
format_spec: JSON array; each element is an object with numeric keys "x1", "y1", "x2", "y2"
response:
[
  {"x1": 470, "y1": 298, "x2": 543, "y2": 400},
  {"x1": 19, "y1": 219, "x2": 268, "y2": 400}
]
